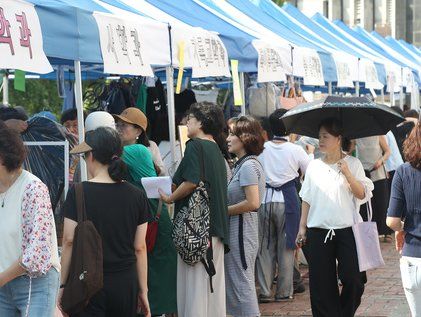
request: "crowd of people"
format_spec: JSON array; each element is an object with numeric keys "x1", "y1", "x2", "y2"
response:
[{"x1": 0, "y1": 101, "x2": 420, "y2": 317}]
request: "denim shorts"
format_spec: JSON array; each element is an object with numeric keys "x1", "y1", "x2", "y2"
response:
[{"x1": 0, "y1": 268, "x2": 59, "y2": 317}]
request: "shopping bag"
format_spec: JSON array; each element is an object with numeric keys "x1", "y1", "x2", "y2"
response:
[
  {"x1": 352, "y1": 189, "x2": 385, "y2": 272},
  {"x1": 146, "y1": 200, "x2": 163, "y2": 252},
  {"x1": 279, "y1": 87, "x2": 305, "y2": 110}
]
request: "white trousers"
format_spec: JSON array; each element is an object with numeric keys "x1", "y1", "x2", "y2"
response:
[
  {"x1": 177, "y1": 237, "x2": 226, "y2": 317},
  {"x1": 400, "y1": 256, "x2": 421, "y2": 317}
]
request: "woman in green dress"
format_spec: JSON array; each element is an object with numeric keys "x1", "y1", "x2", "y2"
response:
[{"x1": 114, "y1": 107, "x2": 177, "y2": 316}]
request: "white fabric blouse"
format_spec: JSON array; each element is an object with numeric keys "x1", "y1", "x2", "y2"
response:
[
  {"x1": 299, "y1": 155, "x2": 374, "y2": 230},
  {"x1": 0, "y1": 170, "x2": 60, "y2": 276}
]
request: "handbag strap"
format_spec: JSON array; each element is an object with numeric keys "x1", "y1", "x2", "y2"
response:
[
  {"x1": 365, "y1": 186, "x2": 373, "y2": 222},
  {"x1": 156, "y1": 199, "x2": 163, "y2": 218},
  {"x1": 354, "y1": 185, "x2": 373, "y2": 224},
  {"x1": 229, "y1": 155, "x2": 261, "y2": 185},
  {"x1": 74, "y1": 183, "x2": 87, "y2": 223},
  {"x1": 195, "y1": 139, "x2": 206, "y2": 182}
]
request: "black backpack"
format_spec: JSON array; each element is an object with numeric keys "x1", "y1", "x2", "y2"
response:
[{"x1": 61, "y1": 183, "x2": 103, "y2": 314}]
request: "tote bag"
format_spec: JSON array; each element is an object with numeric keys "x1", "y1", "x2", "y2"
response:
[
  {"x1": 352, "y1": 188, "x2": 385, "y2": 272},
  {"x1": 279, "y1": 87, "x2": 305, "y2": 110}
]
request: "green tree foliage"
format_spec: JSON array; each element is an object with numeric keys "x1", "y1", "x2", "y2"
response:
[
  {"x1": 8, "y1": 79, "x2": 63, "y2": 117},
  {"x1": 272, "y1": 0, "x2": 286, "y2": 6}
]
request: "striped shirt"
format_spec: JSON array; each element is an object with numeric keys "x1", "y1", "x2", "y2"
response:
[{"x1": 387, "y1": 162, "x2": 421, "y2": 258}]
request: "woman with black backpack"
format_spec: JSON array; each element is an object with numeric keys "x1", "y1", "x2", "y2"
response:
[
  {"x1": 160, "y1": 102, "x2": 229, "y2": 317},
  {"x1": 60, "y1": 127, "x2": 150, "y2": 317}
]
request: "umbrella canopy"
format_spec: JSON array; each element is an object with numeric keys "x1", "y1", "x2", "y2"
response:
[{"x1": 281, "y1": 96, "x2": 404, "y2": 139}]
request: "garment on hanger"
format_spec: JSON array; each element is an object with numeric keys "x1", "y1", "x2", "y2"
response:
[{"x1": 174, "y1": 89, "x2": 197, "y2": 115}]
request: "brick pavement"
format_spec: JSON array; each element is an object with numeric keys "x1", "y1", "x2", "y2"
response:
[{"x1": 260, "y1": 238, "x2": 410, "y2": 317}]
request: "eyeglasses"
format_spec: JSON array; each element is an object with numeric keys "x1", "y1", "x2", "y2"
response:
[{"x1": 80, "y1": 151, "x2": 91, "y2": 160}]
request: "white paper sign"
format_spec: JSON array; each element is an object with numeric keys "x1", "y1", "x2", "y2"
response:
[
  {"x1": 403, "y1": 67, "x2": 413, "y2": 88},
  {"x1": 301, "y1": 49, "x2": 325, "y2": 86},
  {"x1": 333, "y1": 53, "x2": 354, "y2": 88},
  {"x1": 141, "y1": 176, "x2": 172, "y2": 199},
  {"x1": 188, "y1": 31, "x2": 231, "y2": 78},
  {"x1": 93, "y1": 12, "x2": 153, "y2": 76},
  {"x1": 252, "y1": 40, "x2": 291, "y2": 83},
  {"x1": 359, "y1": 59, "x2": 383, "y2": 90},
  {"x1": 0, "y1": 0, "x2": 52, "y2": 73}
]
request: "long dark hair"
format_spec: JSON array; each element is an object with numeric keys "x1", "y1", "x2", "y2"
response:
[{"x1": 85, "y1": 127, "x2": 127, "y2": 182}]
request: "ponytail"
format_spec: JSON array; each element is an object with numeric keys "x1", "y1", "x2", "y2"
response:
[{"x1": 108, "y1": 157, "x2": 127, "y2": 182}]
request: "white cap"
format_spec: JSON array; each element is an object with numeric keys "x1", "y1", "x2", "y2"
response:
[{"x1": 85, "y1": 111, "x2": 116, "y2": 132}]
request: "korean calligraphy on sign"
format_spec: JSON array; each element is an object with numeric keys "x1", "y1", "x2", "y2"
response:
[
  {"x1": 94, "y1": 13, "x2": 153, "y2": 76},
  {"x1": 252, "y1": 40, "x2": 291, "y2": 83},
  {"x1": 333, "y1": 54, "x2": 354, "y2": 88},
  {"x1": 188, "y1": 31, "x2": 230, "y2": 78},
  {"x1": 361, "y1": 59, "x2": 383, "y2": 90},
  {"x1": 0, "y1": 0, "x2": 52, "y2": 74},
  {"x1": 301, "y1": 49, "x2": 325, "y2": 86}
]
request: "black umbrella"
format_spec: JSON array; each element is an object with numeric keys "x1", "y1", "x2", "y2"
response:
[{"x1": 281, "y1": 96, "x2": 405, "y2": 139}]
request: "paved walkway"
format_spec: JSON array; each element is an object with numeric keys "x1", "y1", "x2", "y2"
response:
[{"x1": 260, "y1": 237, "x2": 410, "y2": 317}]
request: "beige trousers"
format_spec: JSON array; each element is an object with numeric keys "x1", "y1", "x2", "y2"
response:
[{"x1": 177, "y1": 237, "x2": 226, "y2": 317}]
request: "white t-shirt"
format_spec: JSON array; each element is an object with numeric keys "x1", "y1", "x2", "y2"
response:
[
  {"x1": 299, "y1": 155, "x2": 374, "y2": 230},
  {"x1": 259, "y1": 141, "x2": 312, "y2": 203}
]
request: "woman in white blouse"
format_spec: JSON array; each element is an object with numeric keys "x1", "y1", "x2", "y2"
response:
[
  {"x1": 296, "y1": 118, "x2": 374, "y2": 317},
  {"x1": 0, "y1": 122, "x2": 60, "y2": 316}
]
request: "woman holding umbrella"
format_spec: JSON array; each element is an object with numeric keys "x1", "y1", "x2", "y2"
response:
[{"x1": 296, "y1": 117, "x2": 374, "y2": 317}]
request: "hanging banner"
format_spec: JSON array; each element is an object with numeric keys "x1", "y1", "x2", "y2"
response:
[
  {"x1": 176, "y1": 41, "x2": 185, "y2": 94},
  {"x1": 231, "y1": 59, "x2": 243, "y2": 106},
  {"x1": 93, "y1": 12, "x2": 153, "y2": 76},
  {"x1": 252, "y1": 40, "x2": 290, "y2": 83},
  {"x1": 359, "y1": 59, "x2": 383, "y2": 90},
  {"x1": 0, "y1": 0, "x2": 52, "y2": 74},
  {"x1": 332, "y1": 53, "x2": 356, "y2": 88},
  {"x1": 188, "y1": 30, "x2": 231, "y2": 78},
  {"x1": 402, "y1": 67, "x2": 413, "y2": 88},
  {"x1": 300, "y1": 48, "x2": 325, "y2": 86},
  {"x1": 385, "y1": 63, "x2": 402, "y2": 93}
]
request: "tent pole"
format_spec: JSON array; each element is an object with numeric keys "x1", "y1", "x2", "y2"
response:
[
  {"x1": 2, "y1": 73, "x2": 9, "y2": 106},
  {"x1": 240, "y1": 72, "x2": 246, "y2": 115},
  {"x1": 400, "y1": 68, "x2": 404, "y2": 108},
  {"x1": 381, "y1": 87, "x2": 385, "y2": 104},
  {"x1": 166, "y1": 66, "x2": 176, "y2": 166},
  {"x1": 355, "y1": 81, "x2": 360, "y2": 97},
  {"x1": 74, "y1": 60, "x2": 87, "y2": 182},
  {"x1": 328, "y1": 81, "x2": 333, "y2": 95}
]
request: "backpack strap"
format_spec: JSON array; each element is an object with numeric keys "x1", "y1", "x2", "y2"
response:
[
  {"x1": 74, "y1": 183, "x2": 87, "y2": 223},
  {"x1": 201, "y1": 239, "x2": 216, "y2": 293},
  {"x1": 196, "y1": 139, "x2": 206, "y2": 182}
]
